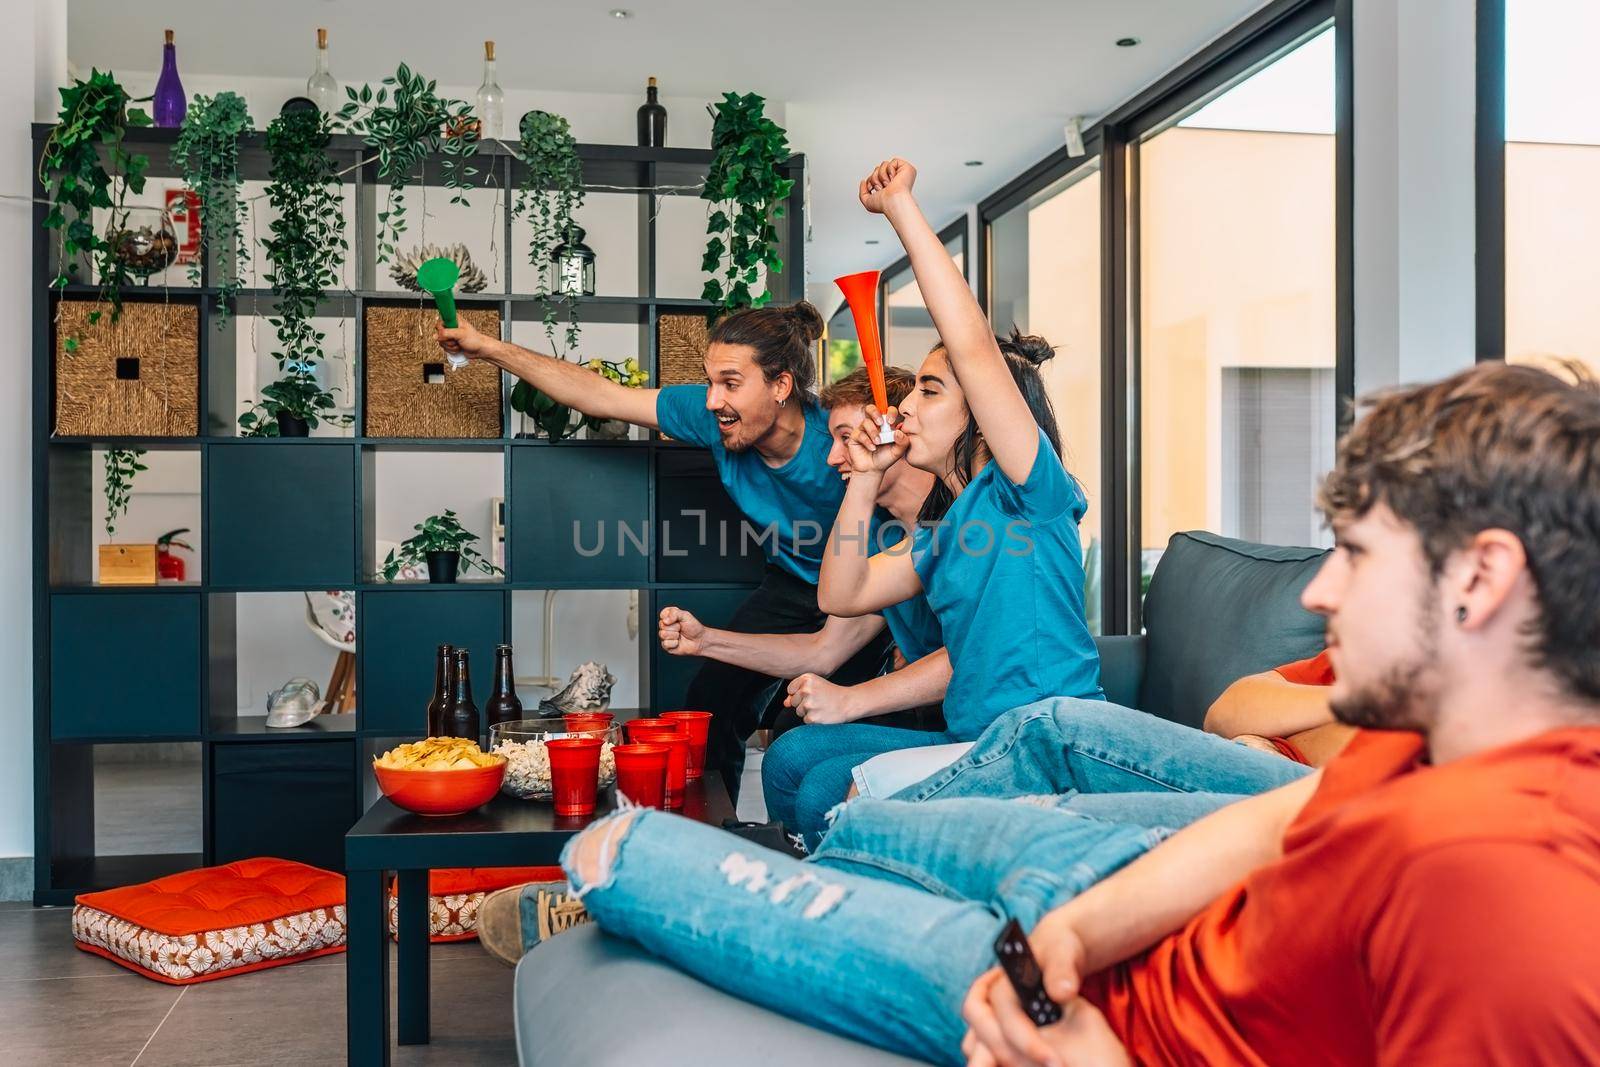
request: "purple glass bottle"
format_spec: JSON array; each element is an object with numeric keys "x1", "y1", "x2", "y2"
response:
[{"x1": 153, "y1": 29, "x2": 186, "y2": 128}]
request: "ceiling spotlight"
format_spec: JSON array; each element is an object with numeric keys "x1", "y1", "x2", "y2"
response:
[
  {"x1": 610, "y1": 9, "x2": 633, "y2": 18},
  {"x1": 865, "y1": 239, "x2": 880, "y2": 245},
  {"x1": 964, "y1": 160, "x2": 983, "y2": 167},
  {"x1": 1116, "y1": 36, "x2": 1140, "y2": 47}
]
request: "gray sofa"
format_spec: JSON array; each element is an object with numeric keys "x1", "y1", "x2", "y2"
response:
[{"x1": 514, "y1": 531, "x2": 1330, "y2": 1066}]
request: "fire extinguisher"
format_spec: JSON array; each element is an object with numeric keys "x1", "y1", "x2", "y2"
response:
[{"x1": 156, "y1": 528, "x2": 193, "y2": 582}]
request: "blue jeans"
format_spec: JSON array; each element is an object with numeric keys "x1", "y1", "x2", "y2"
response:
[
  {"x1": 763, "y1": 724, "x2": 961, "y2": 848},
  {"x1": 891, "y1": 696, "x2": 1311, "y2": 821},
  {"x1": 562, "y1": 801, "x2": 1163, "y2": 1066}
]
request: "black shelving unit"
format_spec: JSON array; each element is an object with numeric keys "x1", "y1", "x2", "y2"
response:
[{"x1": 31, "y1": 123, "x2": 804, "y2": 904}]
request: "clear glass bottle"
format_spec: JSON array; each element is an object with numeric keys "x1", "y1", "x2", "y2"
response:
[
  {"x1": 477, "y1": 41, "x2": 505, "y2": 139},
  {"x1": 306, "y1": 27, "x2": 341, "y2": 113}
]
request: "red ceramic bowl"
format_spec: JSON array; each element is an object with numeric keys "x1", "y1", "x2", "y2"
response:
[{"x1": 373, "y1": 757, "x2": 506, "y2": 816}]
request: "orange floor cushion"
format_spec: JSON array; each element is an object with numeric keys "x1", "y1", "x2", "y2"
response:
[
  {"x1": 72, "y1": 857, "x2": 346, "y2": 985},
  {"x1": 386, "y1": 866, "x2": 564, "y2": 942}
]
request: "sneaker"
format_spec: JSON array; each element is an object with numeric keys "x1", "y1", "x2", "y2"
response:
[{"x1": 477, "y1": 880, "x2": 592, "y2": 967}]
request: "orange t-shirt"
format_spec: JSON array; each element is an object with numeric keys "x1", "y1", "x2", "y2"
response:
[
  {"x1": 1084, "y1": 726, "x2": 1600, "y2": 1066},
  {"x1": 1273, "y1": 648, "x2": 1335, "y2": 686}
]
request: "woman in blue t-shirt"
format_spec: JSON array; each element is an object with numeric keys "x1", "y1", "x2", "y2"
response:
[{"x1": 764, "y1": 158, "x2": 1102, "y2": 846}]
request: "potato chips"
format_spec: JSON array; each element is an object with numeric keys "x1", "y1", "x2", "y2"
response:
[{"x1": 374, "y1": 737, "x2": 503, "y2": 772}]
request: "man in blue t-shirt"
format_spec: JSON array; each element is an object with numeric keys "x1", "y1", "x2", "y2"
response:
[{"x1": 437, "y1": 303, "x2": 891, "y2": 797}]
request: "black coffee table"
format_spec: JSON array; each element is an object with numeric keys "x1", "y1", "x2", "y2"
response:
[{"x1": 345, "y1": 779, "x2": 736, "y2": 1066}]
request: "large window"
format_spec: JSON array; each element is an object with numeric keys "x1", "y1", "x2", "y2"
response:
[
  {"x1": 986, "y1": 165, "x2": 1103, "y2": 631},
  {"x1": 881, "y1": 221, "x2": 968, "y2": 371},
  {"x1": 1504, "y1": 0, "x2": 1600, "y2": 374},
  {"x1": 1137, "y1": 27, "x2": 1336, "y2": 580}
]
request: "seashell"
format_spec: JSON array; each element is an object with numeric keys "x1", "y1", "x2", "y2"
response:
[
  {"x1": 538, "y1": 661, "x2": 617, "y2": 714},
  {"x1": 390, "y1": 242, "x2": 489, "y2": 293}
]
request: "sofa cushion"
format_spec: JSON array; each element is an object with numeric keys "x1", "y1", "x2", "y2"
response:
[
  {"x1": 72, "y1": 857, "x2": 346, "y2": 984},
  {"x1": 515, "y1": 925, "x2": 926, "y2": 1066},
  {"x1": 1139, "y1": 531, "x2": 1330, "y2": 728}
]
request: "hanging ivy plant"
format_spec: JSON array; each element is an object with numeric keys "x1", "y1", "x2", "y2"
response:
[
  {"x1": 512, "y1": 110, "x2": 585, "y2": 353},
  {"x1": 172, "y1": 91, "x2": 254, "y2": 327},
  {"x1": 238, "y1": 368, "x2": 352, "y2": 437},
  {"x1": 103, "y1": 447, "x2": 147, "y2": 539},
  {"x1": 338, "y1": 64, "x2": 479, "y2": 263},
  {"x1": 39, "y1": 70, "x2": 151, "y2": 350},
  {"x1": 700, "y1": 92, "x2": 792, "y2": 317},
  {"x1": 261, "y1": 106, "x2": 345, "y2": 370}
]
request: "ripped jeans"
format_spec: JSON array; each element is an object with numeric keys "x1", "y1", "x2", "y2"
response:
[{"x1": 560, "y1": 799, "x2": 1166, "y2": 1066}]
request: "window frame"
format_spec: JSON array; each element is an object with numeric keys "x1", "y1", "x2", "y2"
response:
[{"x1": 974, "y1": 0, "x2": 1350, "y2": 634}]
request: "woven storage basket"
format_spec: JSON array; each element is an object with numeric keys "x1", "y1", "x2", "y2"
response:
[
  {"x1": 54, "y1": 299, "x2": 199, "y2": 437},
  {"x1": 364, "y1": 305, "x2": 502, "y2": 438},
  {"x1": 656, "y1": 312, "x2": 711, "y2": 388}
]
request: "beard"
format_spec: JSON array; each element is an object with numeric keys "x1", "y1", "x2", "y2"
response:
[{"x1": 1329, "y1": 585, "x2": 1443, "y2": 731}]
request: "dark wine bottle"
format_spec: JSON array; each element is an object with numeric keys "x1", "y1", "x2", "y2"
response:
[
  {"x1": 444, "y1": 649, "x2": 480, "y2": 742},
  {"x1": 484, "y1": 644, "x2": 524, "y2": 733},
  {"x1": 426, "y1": 644, "x2": 454, "y2": 736},
  {"x1": 637, "y1": 77, "x2": 666, "y2": 147}
]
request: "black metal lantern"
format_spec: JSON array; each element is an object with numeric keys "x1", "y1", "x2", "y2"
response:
[{"x1": 548, "y1": 225, "x2": 596, "y2": 297}]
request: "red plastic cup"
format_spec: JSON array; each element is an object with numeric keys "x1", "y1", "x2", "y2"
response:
[
  {"x1": 612, "y1": 743, "x2": 670, "y2": 809},
  {"x1": 660, "y1": 710, "x2": 712, "y2": 780},
  {"x1": 630, "y1": 726, "x2": 688, "y2": 808},
  {"x1": 623, "y1": 717, "x2": 682, "y2": 745},
  {"x1": 545, "y1": 737, "x2": 604, "y2": 816},
  {"x1": 564, "y1": 712, "x2": 614, "y2": 733}
]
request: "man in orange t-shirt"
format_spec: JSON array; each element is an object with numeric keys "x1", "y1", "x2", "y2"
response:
[{"x1": 963, "y1": 362, "x2": 1600, "y2": 1066}]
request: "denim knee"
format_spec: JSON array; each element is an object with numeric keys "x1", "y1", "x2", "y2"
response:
[{"x1": 761, "y1": 729, "x2": 813, "y2": 826}]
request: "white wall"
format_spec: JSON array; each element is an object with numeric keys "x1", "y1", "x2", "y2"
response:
[{"x1": 2, "y1": 0, "x2": 68, "y2": 873}]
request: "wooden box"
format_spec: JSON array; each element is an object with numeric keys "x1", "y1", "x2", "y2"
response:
[
  {"x1": 54, "y1": 299, "x2": 200, "y2": 437},
  {"x1": 364, "y1": 306, "x2": 503, "y2": 438},
  {"x1": 98, "y1": 543, "x2": 158, "y2": 586}
]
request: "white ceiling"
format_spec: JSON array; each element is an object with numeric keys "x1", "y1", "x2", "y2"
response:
[{"x1": 68, "y1": 0, "x2": 1269, "y2": 298}]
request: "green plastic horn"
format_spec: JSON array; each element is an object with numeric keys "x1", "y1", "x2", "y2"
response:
[
  {"x1": 417, "y1": 256, "x2": 460, "y2": 328},
  {"x1": 416, "y1": 256, "x2": 465, "y2": 368}
]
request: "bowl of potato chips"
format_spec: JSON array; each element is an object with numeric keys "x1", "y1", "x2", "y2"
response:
[{"x1": 372, "y1": 737, "x2": 507, "y2": 816}]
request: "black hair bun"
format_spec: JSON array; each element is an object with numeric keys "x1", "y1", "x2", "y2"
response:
[
  {"x1": 785, "y1": 301, "x2": 826, "y2": 345},
  {"x1": 1001, "y1": 327, "x2": 1056, "y2": 367}
]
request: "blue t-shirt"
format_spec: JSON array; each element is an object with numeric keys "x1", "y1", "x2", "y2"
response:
[
  {"x1": 912, "y1": 429, "x2": 1102, "y2": 738},
  {"x1": 881, "y1": 593, "x2": 942, "y2": 665},
  {"x1": 656, "y1": 385, "x2": 846, "y2": 585}
]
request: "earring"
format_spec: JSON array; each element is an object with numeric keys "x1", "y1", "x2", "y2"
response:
[
  {"x1": 1455, "y1": 605, "x2": 1468, "y2": 624},
  {"x1": 779, "y1": 397, "x2": 787, "y2": 407}
]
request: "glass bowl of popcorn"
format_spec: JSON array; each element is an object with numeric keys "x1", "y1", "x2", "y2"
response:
[{"x1": 490, "y1": 717, "x2": 620, "y2": 801}]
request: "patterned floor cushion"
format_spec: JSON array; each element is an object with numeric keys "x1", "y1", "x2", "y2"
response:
[
  {"x1": 72, "y1": 857, "x2": 346, "y2": 985},
  {"x1": 386, "y1": 866, "x2": 564, "y2": 942}
]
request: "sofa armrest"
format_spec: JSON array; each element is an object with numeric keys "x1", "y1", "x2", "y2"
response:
[{"x1": 1093, "y1": 634, "x2": 1146, "y2": 710}]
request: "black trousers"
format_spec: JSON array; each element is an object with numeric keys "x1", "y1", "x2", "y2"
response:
[{"x1": 688, "y1": 564, "x2": 892, "y2": 801}]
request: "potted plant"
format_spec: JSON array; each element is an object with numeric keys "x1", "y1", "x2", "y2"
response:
[
  {"x1": 239, "y1": 367, "x2": 352, "y2": 437},
  {"x1": 381, "y1": 510, "x2": 502, "y2": 584},
  {"x1": 582, "y1": 357, "x2": 647, "y2": 439},
  {"x1": 172, "y1": 91, "x2": 253, "y2": 325},
  {"x1": 338, "y1": 64, "x2": 479, "y2": 264},
  {"x1": 510, "y1": 380, "x2": 580, "y2": 441},
  {"x1": 512, "y1": 110, "x2": 585, "y2": 353},
  {"x1": 41, "y1": 70, "x2": 152, "y2": 350},
  {"x1": 701, "y1": 92, "x2": 793, "y2": 317}
]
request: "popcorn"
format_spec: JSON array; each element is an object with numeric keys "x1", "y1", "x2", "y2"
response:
[{"x1": 496, "y1": 737, "x2": 616, "y2": 800}]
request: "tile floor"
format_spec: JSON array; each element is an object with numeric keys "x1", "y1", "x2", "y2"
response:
[{"x1": 0, "y1": 901, "x2": 517, "y2": 1066}]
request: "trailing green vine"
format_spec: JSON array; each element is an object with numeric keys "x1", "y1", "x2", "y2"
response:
[
  {"x1": 172, "y1": 91, "x2": 253, "y2": 326},
  {"x1": 103, "y1": 447, "x2": 147, "y2": 539},
  {"x1": 512, "y1": 110, "x2": 585, "y2": 353},
  {"x1": 239, "y1": 106, "x2": 351, "y2": 436},
  {"x1": 40, "y1": 70, "x2": 151, "y2": 350},
  {"x1": 338, "y1": 64, "x2": 480, "y2": 263},
  {"x1": 701, "y1": 92, "x2": 792, "y2": 317}
]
